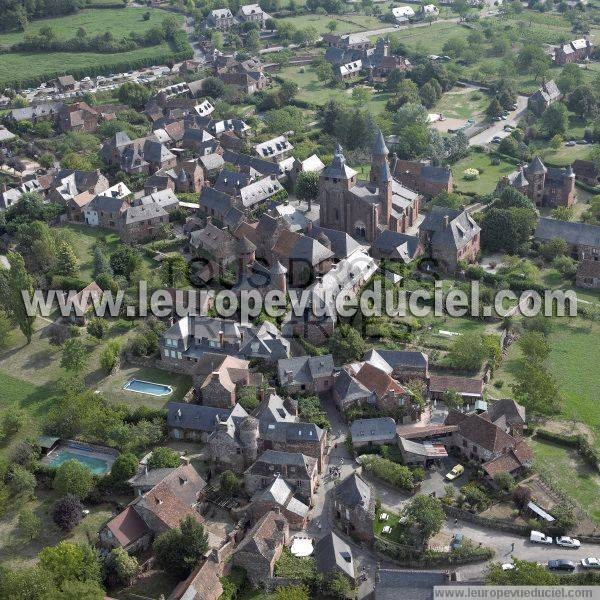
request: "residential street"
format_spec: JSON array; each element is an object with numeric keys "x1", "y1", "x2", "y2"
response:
[{"x1": 468, "y1": 95, "x2": 529, "y2": 146}]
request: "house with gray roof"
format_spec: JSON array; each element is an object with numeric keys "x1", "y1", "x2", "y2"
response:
[
  {"x1": 528, "y1": 80, "x2": 561, "y2": 115},
  {"x1": 374, "y1": 568, "x2": 453, "y2": 600},
  {"x1": 10, "y1": 102, "x2": 63, "y2": 123},
  {"x1": 244, "y1": 450, "x2": 318, "y2": 502},
  {"x1": 315, "y1": 531, "x2": 356, "y2": 582},
  {"x1": 334, "y1": 472, "x2": 375, "y2": 542},
  {"x1": 249, "y1": 475, "x2": 309, "y2": 529},
  {"x1": 420, "y1": 207, "x2": 481, "y2": 272},
  {"x1": 307, "y1": 226, "x2": 362, "y2": 260},
  {"x1": 350, "y1": 417, "x2": 397, "y2": 447},
  {"x1": 363, "y1": 349, "x2": 429, "y2": 381},
  {"x1": 372, "y1": 230, "x2": 424, "y2": 263},
  {"x1": 535, "y1": 217, "x2": 600, "y2": 261},
  {"x1": 277, "y1": 354, "x2": 334, "y2": 394},
  {"x1": 255, "y1": 135, "x2": 293, "y2": 163},
  {"x1": 204, "y1": 7, "x2": 236, "y2": 29},
  {"x1": 399, "y1": 437, "x2": 448, "y2": 465},
  {"x1": 332, "y1": 369, "x2": 371, "y2": 411},
  {"x1": 167, "y1": 402, "x2": 232, "y2": 441},
  {"x1": 128, "y1": 467, "x2": 175, "y2": 496}
]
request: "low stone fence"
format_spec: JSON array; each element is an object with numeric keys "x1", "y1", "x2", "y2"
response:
[{"x1": 442, "y1": 505, "x2": 529, "y2": 536}]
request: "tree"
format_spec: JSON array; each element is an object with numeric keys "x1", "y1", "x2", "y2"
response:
[
  {"x1": 492, "y1": 472, "x2": 514, "y2": 493},
  {"x1": 100, "y1": 339, "x2": 121, "y2": 374},
  {"x1": 351, "y1": 86, "x2": 372, "y2": 105},
  {"x1": 295, "y1": 171, "x2": 319, "y2": 209},
  {"x1": 105, "y1": 547, "x2": 140, "y2": 585},
  {"x1": 38, "y1": 541, "x2": 102, "y2": 587},
  {"x1": 551, "y1": 503, "x2": 577, "y2": 534},
  {"x1": 405, "y1": 494, "x2": 445, "y2": 541},
  {"x1": 54, "y1": 460, "x2": 94, "y2": 499},
  {"x1": 220, "y1": 470, "x2": 241, "y2": 495},
  {"x1": 147, "y1": 447, "x2": 180, "y2": 469},
  {"x1": 540, "y1": 238, "x2": 568, "y2": 261},
  {"x1": 279, "y1": 80, "x2": 299, "y2": 104},
  {"x1": 516, "y1": 45, "x2": 549, "y2": 80},
  {"x1": 7, "y1": 252, "x2": 36, "y2": 343},
  {"x1": 92, "y1": 245, "x2": 111, "y2": 278},
  {"x1": 55, "y1": 579, "x2": 105, "y2": 600},
  {"x1": 87, "y1": 317, "x2": 107, "y2": 339},
  {"x1": 328, "y1": 324, "x2": 367, "y2": 364},
  {"x1": 327, "y1": 20, "x2": 337, "y2": 32},
  {"x1": 447, "y1": 332, "x2": 489, "y2": 372},
  {"x1": 153, "y1": 516, "x2": 209, "y2": 579},
  {"x1": 2, "y1": 410, "x2": 24, "y2": 439},
  {"x1": 486, "y1": 97, "x2": 503, "y2": 120},
  {"x1": 117, "y1": 82, "x2": 151, "y2": 110},
  {"x1": 56, "y1": 240, "x2": 79, "y2": 277},
  {"x1": 557, "y1": 63, "x2": 584, "y2": 94},
  {"x1": 323, "y1": 571, "x2": 354, "y2": 599},
  {"x1": 511, "y1": 359, "x2": 562, "y2": 415},
  {"x1": 541, "y1": 102, "x2": 568, "y2": 137},
  {"x1": 17, "y1": 508, "x2": 41, "y2": 541},
  {"x1": 110, "y1": 246, "x2": 142, "y2": 279},
  {"x1": 109, "y1": 452, "x2": 138, "y2": 485},
  {"x1": 245, "y1": 29, "x2": 261, "y2": 52},
  {"x1": 568, "y1": 84, "x2": 598, "y2": 118},
  {"x1": 9, "y1": 466, "x2": 36, "y2": 498},
  {"x1": 518, "y1": 331, "x2": 550, "y2": 362},
  {"x1": 159, "y1": 254, "x2": 188, "y2": 288},
  {"x1": 498, "y1": 135, "x2": 519, "y2": 157},
  {"x1": 61, "y1": 338, "x2": 88, "y2": 373},
  {"x1": 442, "y1": 389, "x2": 463, "y2": 410},
  {"x1": 203, "y1": 77, "x2": 225, "y2": 99},
  {"x1": 481, "y1": 206, "x2": 537, "y2": 253},
  {"x1": 550, "y1": 205, "x2": 573, "y2": 221},
  {"x1": 419, "y1": 81, "x2": 438, "y2": 109},
  {"x1": 0, "y1": 566, "x2": 58, "y2": 600}
]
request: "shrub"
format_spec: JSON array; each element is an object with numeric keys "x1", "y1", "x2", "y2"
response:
[
  {"x1": 360, "y1": 455, "x2": 414, "y2": 490},
  {"x1": 54, "y1": 459, "x2": 94, "y2": 499},
  {"x1": 17, "y1": 508, "x2": 42, "y2": 541},
  {"x1": 9, "y1": 466, "x2": 36, "y2": 498},
  {"x1": 100, "y1": 339, "x2": 122, "y2": 374},
  {"x1": 147, "y1": 447, "x2": 180, "y2": 469},
  {"x1": 52, "y1": 494, "x2": 84, "y2": 531},
  {"x1": 237, "y1": 386, "x2": 260, "y2": 411},
  {"x1": 87, "y1": 317, "x2": 108, "y2": 339},
  {"x1": 463, "y1": 168, "x2": 480, "y2": 181}
]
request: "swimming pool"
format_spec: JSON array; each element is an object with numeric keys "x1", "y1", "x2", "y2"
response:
[
  {"x1": 48, "y1": 450, "x2": 111, "y2": 475},
  {"x1": 123, "y1": 379, "x2": 173, "y2": 397}
]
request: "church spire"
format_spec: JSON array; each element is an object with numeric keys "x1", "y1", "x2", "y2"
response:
[{"x1": 372, "y1": 129, "x2": 389, "y2": 157}]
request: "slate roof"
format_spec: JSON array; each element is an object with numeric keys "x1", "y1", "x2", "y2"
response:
[
  {"x1": 322, "y1": 146, "x2": 357, "y2": 180},
  {"x1": 350, "y1": 417, "x2": 397, "y2": 444},
  {"x1": 167, "y1": 402, "x2": 231, "y2": 432},
  {"x1": 252, "y1": 476, "x2": 309, "y2": 518},
  {"x1": 314, "y1": 531, "x2": 355, "y2": 580},
  {"x1": 482, "y1": 399, "x2": 526, "y2": 428},
  {"x1": 372, "y1": 230, "x2": 421, "y2": 262},
  {"x1": 235, "y1": 511, "x2": 288, "y2": 561},
  {"x1": 128, "y1": 468, "x2": 175, "y2": 489},
  {"x1": 255, "y1": 135, "x2": 293, "y2": 159},
  {"x1": 535, "y1": 217, "x2": 600, "y2": 248},
  {"x1": 374, "y1": 569, "x2": 449, "y2": 600},
  {"x1": 288, "y1": 234, "x2": 334, "y2": 265},
  {"x1": 239, "y1": 176, "x2": 283, "y2": 207},
  {"x1": 308, "y1": 226, "x2": 361, "y2": 259},
  {"x1": 334, "y1": 473, "x2": 371, "y2": 509},
  {"x1": 420, "y1": 207, "x2": 481, "y2": 252},
  {"x1": 199, "y1": 187, "x2": 234, "y2": 214},
  {"x1": 364, "y1": 349, "x2": 429, "y2": 372},
  {"x1": 333, "y1": 369, "x2": 371, "y2": 404},
  {"x1": 124, "y1": 203, "x2": 168, "y2": 225},
  {"x1": 446, "y1": 412, "x2": 516, "y2": 454},
  {"x1": 260, "y1": 420, "x2": 325, "y2": 444},
  {"x1": 278, "y1": 355, "x2": 334, "y2": 386}
]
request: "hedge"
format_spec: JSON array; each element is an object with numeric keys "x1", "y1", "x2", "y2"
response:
[{"x1": 535, "y1": 429, "x2": 600, "y2": 472}]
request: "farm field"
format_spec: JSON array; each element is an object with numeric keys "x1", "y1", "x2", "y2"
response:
[
  {"x1": 0, "y1": 8, "x2": 183, "y2": 87},
  {"x1": 0, "y1": 8, "x2": 173, "y2": 46},
  {"x1": 452, "y1": 151, "x2": 517, "y2": 194}
]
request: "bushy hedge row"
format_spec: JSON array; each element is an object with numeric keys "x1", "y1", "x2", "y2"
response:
[
  {"x1": 360, "y1": 454, "x2": 414, "y2": 491},
  {"x1": 536, "y1": 429, "x2": 599, "y2": 472}
]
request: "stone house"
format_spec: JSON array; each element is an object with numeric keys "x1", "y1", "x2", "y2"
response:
[
  {"x1": 232, "y1": 511, "x2": 289, "y2": 588},
  {"x1": 332, "y1": 369, "x2": 371, "y2": 412},
  {"x1": 363, "y1": 349, "x2": 429, "y2": 381},
  {"x1": 391, "y1": 158, "x2": 453, "y2": 197},
  {"x1": 553, "y1": 38, "x2": 593, "y2": 65},
  {"x1": 314, "y1": 531, "x2": 356, "y2": 583},
  {"x1": 144, "y1": 159, "x2": 205, "y2": 195},
  {"x1": 189, "y1": 219, "x2": 237, "y2": 268},
  {"x1": 219, "y1": 71, "x2": 268, "y2": 95},
  {"x1": 99, "y1": 464, "x2": 206, "y2": 553},
  {"x1": 57, "y1": 75, "x2": 77, "y2": 91},
  {"x1": 243, "y1": 450, "x2": 318, "y2": 503},
  {"x1": 83, "y1": 193, "x2": 128, "y2": 229},
  {"x1": 167, "y1": 402, "x2": 238, "y2": 442},
  {"x1": 535, "y1": 217, "x2": 600, "y2": 261},
  {"x1": 322, "y1": 33, "x2": 371, "y2": 51},
  {"x1": 255, "y1": 135, "x2": 293, "y2": 163},
  {"x1": 205, "y1": 8, "x2": 236, "y2": 29},
  {"x1": 496, "y1": 157, "x2": 575, "y2": 208},
  {"x1": 428, "y1": 374, "x2": 484, "y2": 403},
  {"x1": 334, "y1": 473, "x2": 375, "y2": 543},
  {"x1": 10, "y1": 102, "x2": 63, "y2": 123},
  {"x1": 237, "y1": 3, "x2": 269, "y2": 26},
  {"x1": 481, "y1": 399, "x2": 526, "y2": 437},
  {"x1": 122, "y1": 203, "x2": 170, "y2": 242},
  {"x1": 419, "y1": 207, "x2": 481, "y2": 272},
  {"x1": 371, "y1": 230, "x2": 423, "y2": 263},
  {"x1": 277, "y1": 355, "x2": 334, "y2": 394},
  {"x1": 318, "y1": 132, "x2": 421, "y2": 243},
  {"x1": 58, "y1": 102, "x2": 100, "y2": 133},
  {"x1": 350, "y1": 417, "x2": 397, "y2": 448},
  {"x1": 249, "y1": 475, "x2": 309, "y2": 529},
  {"x1": 572, "y1": 159, "x2": 600, "y2": 186},
  {"x1": 527, "y1": 80, "x2": 561, "y2": 116},
  {"x1": 335, "y1": 60, "x2": 363, "y2": 81},
  {"x1": 193, "y1": 353, "x2": 256, "y2": 409},
  {"x1": 576, "y1": 259, "x2": 600, "y2": 288}
]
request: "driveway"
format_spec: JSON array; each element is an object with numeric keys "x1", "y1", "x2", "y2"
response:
[{"x1": 468, "y1": 94, "x2": 528, "y2": 146}]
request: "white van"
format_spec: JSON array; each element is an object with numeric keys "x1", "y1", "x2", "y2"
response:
[{"x1": 530, "y1": 530, "x2": 553, "y2": 544}]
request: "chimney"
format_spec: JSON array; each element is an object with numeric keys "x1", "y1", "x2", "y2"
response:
[
  {"x1": 2, "y1": 183, "x2": 6, "y2": 193},
  {"x1": 218, "y1": 330, "x2": 224, "y2": 347},
  {"x1": 443, "y1": 215, "x2": 449, "y2": 229},
  {"x1": 206, "y1": 215, "x2": 212, "y2": 225},
  {"x1": 307, "y1": 220, "x2": 313, "y2": 234}
]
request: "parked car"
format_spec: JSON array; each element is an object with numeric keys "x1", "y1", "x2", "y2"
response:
[
  {"x1": 530, "y1": 530, "x2": 553, "y2": 544},
  {"x1": 547, "y1": 560, "x2": 576, "y2": 572},
  {"x1": 565, "y1": 141, "x2": 577, "y2": 147},
  {"x1": 491, "y1": 136, "x2": 501, "y2": 143},
  {"x1": 445, "y1": 465, "x2": 464, "y2": 480},
  {"x1": 556, "y1": 536, "x2": 581, "y2": 549},
  {"x1": 581, "y1": 558, "x2": 600, "y2": 569},
  {"x1": 451, "y1": 533, "x2": 463, "y2": 550}
]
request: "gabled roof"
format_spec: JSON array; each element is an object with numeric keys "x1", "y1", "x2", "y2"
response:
[
  {"x1": 235, "y1": 511, "x2": 288, "y2": 561},
  {"x1": 334, "y1": 472, "x2": 371, "y2": 509},
  {"x1": 350, "y1": 417, "x2": 397, "y2": 444},
  {"x1": 167, "y1": 402, "x2": 231, "y2": 432},
  {"x1": 535, "y1": 217, "x2": 600, "y2": 247},
  {"x1": 278, "y1": 354, "x2": 334, "y2": 385},
  {"x1": 333, "y1": 369, "x2": 371, "y2": 403},
  {"x1": 446, "y1": 412, "x2": 516, "y2": 454},
  {"x1": 315, "y1": 531, "x2": 355, "y2": 580},
  {"x1": 104, "y1": 506, "x2": 150, "y2": 547},
  {"x1": 420, "y1": 207, "x2": 481, "y2": 252},
  {"x1": 322, "y1": 146, "x2": 357, "y2": 180},
  {"x1": 354, "y1": 362, "x2": 407, "y2": 400}
]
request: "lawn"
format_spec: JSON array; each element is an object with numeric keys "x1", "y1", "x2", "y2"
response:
[
  {"x1": 0, "y1": 8, "x2": 172, "y2": 46},
  {"x1": 96, "y1": 364, "x2": 192, "y2": 409},
  {"x1": 383, "y1": 22, "x2": 471, "y2": 55},
  {"x1": 452, "y1": 151, "x2": 516, "y2": 195},
  {"x1": 434, "y1": 88, "x2": 488, "y2": 121},
  {"x1": 531, "y1": 438, "x2": 600, "y2": 524},
  {"x1": 0, "y1": 8, "x2": 183, "y2": 87},
  {"x1": 277, "y1": 13, "x2": 383, "y2": 36},
  {"x1": 113, "y1": 570, "x2": 179, "y2": 600},
  {"x1": 0, "y1": 490, "x2": 114, "y2": 569},
  {"x1": 491, "y1": 318, "x2": 600, "y2": 446},
  {"x1": 374, "y1": 507, "x2": 405, "y2": 544}
]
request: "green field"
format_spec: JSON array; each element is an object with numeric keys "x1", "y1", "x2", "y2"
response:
[
  {"x1": 434, "y1": 88, "x2": 488, "y2": 121},
  {"x1": 277, "y1": 13, "x2": 383, "y2": 35},
  {"x1": 531, "y1": 438, "x2": 600, "y2": 524},
  {"x1": 0, "y1": 8, "x2": 172, "y2": 46},
  {"x1": 0, "y1": 8, "x2": 183, "y2": 87},
  {"x1": 452, "y1": 151, "x2": 517, "y2": 195},
  {"x1": 383, "y1": 22, "x2": 471, "y2": 55}
]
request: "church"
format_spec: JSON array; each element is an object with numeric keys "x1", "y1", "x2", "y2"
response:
[{"x1": 318, "y1": 131, "x2": 422, "y2": 243}]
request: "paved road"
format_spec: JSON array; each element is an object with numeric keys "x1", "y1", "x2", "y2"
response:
[{"x1": 468, "y1": 94, "x2": 528, "y2": 146}]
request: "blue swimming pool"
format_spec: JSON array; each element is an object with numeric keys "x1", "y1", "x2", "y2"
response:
[
  {"x1": 123, "y1": 379, "x2": 173, "y2": 397},
  {"x1": 48, "y1": 450, "x2": 110, "y2": 475}
]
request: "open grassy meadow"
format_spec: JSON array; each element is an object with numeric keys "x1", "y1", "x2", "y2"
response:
[
  {"x1": 0, "y1": 8, "x2": 183, "y2": 87},
  {"x1": 434, "y1": 88, "x2": 488, "y2": 121},
  {"x1": 452, "y1": 151, "x2": 517, "y2": 195},
  {"x1": 277, "y1": 13, "x2": 383, "y2": 36}
]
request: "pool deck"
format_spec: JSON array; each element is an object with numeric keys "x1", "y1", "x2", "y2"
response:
[{"x1": 41, "y1": 440, "x2": 119, "y2": 472}]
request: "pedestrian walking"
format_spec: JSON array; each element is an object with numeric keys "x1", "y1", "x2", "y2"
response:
[
  {"x1": 454, "y1": 518, "x2": 458, "y2": 526},
  {"x1": 511, "y1": 542, "x2": 515, "y2": 552}
]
